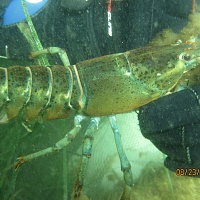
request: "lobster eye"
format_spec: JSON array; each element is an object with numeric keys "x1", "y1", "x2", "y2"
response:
[
  {"x1": 183, "y1": 54, "x2": 191, "y2": 61},
  {"x1": 179, "y1": 53, "x2": 191, "y2": 61}
]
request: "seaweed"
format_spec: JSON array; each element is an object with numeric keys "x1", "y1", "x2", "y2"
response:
[{"x1": 149, "y1": 13, "x2": 200, "y2": 46}]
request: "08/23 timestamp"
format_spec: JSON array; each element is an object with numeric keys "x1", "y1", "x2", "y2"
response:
[{"x1": 176, "y1": 168, "x2": 200, "y2": 176}]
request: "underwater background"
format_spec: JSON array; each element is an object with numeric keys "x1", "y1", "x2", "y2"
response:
[{"x1": 1, "y1": 0, "x2": 200, "y2": 199}]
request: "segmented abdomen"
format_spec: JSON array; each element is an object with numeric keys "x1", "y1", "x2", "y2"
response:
[{"x1": 0, "y1": 66, "x2": 72, "y2": 123}]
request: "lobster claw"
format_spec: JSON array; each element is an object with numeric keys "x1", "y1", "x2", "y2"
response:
[
  {"x1": 15, "y1": 157, "x2": 25, "y2": 171},
  {"x1": 73, "y1": 184, "x2": 83, "y2": 198},
  {"x1": 0, "y1": 110, "x2": 8, "y2": 124}
]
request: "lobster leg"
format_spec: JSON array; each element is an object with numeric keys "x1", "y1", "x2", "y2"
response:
[
  {"x1": 109, "y1": 115, "x2": 133, "y2": 200},
  {"x1": 15, "y1": 115, "x2": 85, "y2": 170},
  {"x1": 74, "y1": 117, "x2": 101, "y2": 198},
  {"x1": 31, "y1": 47, "x2": 70, "y2": 67}
]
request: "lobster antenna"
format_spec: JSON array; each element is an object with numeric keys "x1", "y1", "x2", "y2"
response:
[
  {"x1": 192, "y1": 0, "x2": 196, "y2": 14},
  {"x1": 20, "y1": 0, "x2": 50, "y2": 66},
  {"x1": 17, "y1": 22, "x2": 40, "y2": 53},
  {"x1": 163, "y1": 153, "x2": 175, "y2": 200}
]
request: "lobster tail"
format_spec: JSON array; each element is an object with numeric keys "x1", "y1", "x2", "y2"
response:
[
  {"x1": 0, "y1": 65, "x2": 73, "y2": 123},
  {"x1": 0, "y1": 66, "x2": 32, "y2": 122}
]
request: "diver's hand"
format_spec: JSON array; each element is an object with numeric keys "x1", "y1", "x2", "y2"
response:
[{"x1": 138, "y1": 84, "x2": 200, "y2": 176}]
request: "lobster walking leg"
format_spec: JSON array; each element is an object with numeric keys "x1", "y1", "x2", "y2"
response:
[
  {"x1": 15, "y1": 115, "x2": 85, "y2": 170},
  {"x1": 74, "y1": 117, "x2": 100, "y2": 198},
  {"x1": 109, "y1": 115, "x2": 133, "y2": 200},
  {"x1": 31, "y1": 47, "x2": 70, "y2": 67}
]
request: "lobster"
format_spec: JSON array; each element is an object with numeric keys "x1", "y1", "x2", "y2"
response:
[{"x1": 0, "y1": 40, "x2": 200, "y2": 199}]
